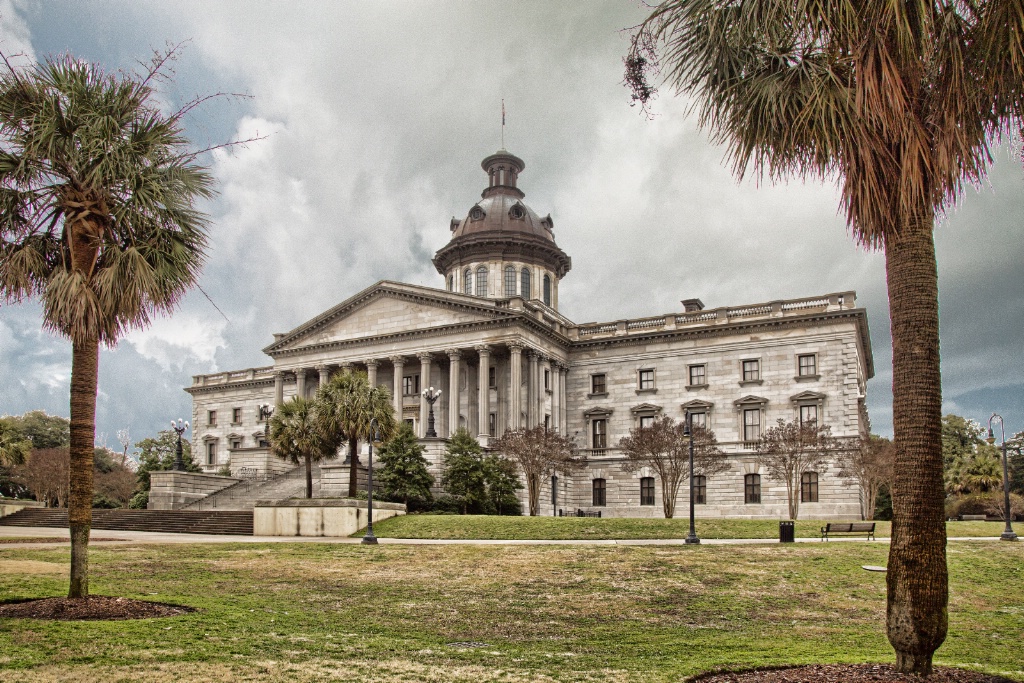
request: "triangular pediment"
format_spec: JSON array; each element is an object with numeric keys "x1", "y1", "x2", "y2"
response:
[
  {"x1": 681, "y1": 399, "x2": 714, "y2": 410},
  {"x1": 734, "y1": 394, "x2": 768, "y2": 407},
  {"x1": 264, "y1": 281, "x2": 514, "y2": 354},
  {"x1": 790, "y1": 390, "x2": 826, "y2": 403},
  {"x1": 630, "y1": 402, "x2": 663, "y2": 415}
]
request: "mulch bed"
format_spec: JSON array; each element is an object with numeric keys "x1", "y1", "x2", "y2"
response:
[
  {"x1": 0, "y1": 596, "x2": 194, "y2": 620},
  {"x1": 692, "y1": 665, "x2": 1016, "y2": 682}
]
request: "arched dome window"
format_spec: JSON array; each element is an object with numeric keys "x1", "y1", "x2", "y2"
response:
[
  {"x1": 463, "y1": 268, "x2": 472, "y2": 295},
  {"x1": 476, "y1": 266, "x2": 488, "y2": 297},
  {"x1": 543, "y1": 274, "x2": 551, "y2": 306},
  {"x1": 521, "y1": 268, "x2": 531, "y2": 300},
  {"x1": 509, "y1": 203, "x2": 525, "y2": 220},
  {"x1": 504, "y1": 266, "x2": 516, "y2": 297},
  {"x1": 470, "y1": 206, "x2": 485, "y2": 221},
  {"x1": 448, "y1": 275, "x2": 454, "y2": 291}
]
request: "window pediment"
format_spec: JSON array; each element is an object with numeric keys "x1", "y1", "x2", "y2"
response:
[
  {"x1": 630, "y1": 403, "x2": 662, "y2": 415},
  {"x1": 734, "y1": 395, "x2": 768, "y2": 408},
  {"x1": 790, "y1": 390, "x2": 826, "y2": 403},
  {"x1": 584, "y1": 407, "x2": 613, "y2": 419},
  {"x1": 681, "y1": 399, "x2": 714, "y2": 411}
]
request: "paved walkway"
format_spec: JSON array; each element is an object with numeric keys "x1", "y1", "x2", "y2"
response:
[{"x1": 0, "y1": 524, "x2": 1006, "y2": 549}]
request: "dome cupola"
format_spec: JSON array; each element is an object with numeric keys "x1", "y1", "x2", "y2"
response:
[{"x1": 433, "y1": 150, "x2": 571, "y2": 310}]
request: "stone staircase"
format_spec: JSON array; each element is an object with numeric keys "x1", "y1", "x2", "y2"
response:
[
  {"x1": 0, "y1": 508, "x2": 253, "y2": 535},
  {"x1": 181, "y1": 463, "x2": 323, "y2": 511}
]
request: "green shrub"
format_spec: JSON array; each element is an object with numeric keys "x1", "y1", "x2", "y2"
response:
[{"x1": 946, "y1": 492, "x2": 1024, "y2": 520}]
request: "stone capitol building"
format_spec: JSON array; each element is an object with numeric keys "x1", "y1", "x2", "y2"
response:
[{"x1": 185, "y1": 150, "x2": 874, "y2": 519}]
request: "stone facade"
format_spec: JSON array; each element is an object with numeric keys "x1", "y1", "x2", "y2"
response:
[{"x1": 184, "y1": 150, "x2": 874, "y2": 520}]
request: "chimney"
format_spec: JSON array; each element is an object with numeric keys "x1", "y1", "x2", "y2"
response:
[{"x1": 682, "y1": 298, "x2": 705, "y2": 312}]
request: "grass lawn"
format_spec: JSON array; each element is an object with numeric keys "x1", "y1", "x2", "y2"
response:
[
  {"x1": 1, "y1": 540, "x2": 1022, "y2": 682},
  {"x1": 363, "y1": 514, "x2": 1008, "y2": 541}
]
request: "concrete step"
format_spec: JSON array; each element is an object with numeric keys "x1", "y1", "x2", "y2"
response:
[{"x1": 1, "y1": 508, "x2": 253, "y2": 535}]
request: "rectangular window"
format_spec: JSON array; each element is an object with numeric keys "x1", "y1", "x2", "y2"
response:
[
  {"x1": 801, "y1": 472, "x2": 819, "y2": 503},
  {"x1": 743, "y1": 408, "x2": 761, "y2": 442},
  {"x1": 689, "y1": 364, "x2": 706, "y2": 386},
  {"x1": 638, "y1": 368, "x2": 655, "y2": 390},
  {"x1": 504, "y1": 267, "x2": 517, "y2": 297},
  {"x1": 592, "y1": 478, "x2": 607, "y2": 506},
  {"x1": 230, "y1": 439, "x2": 242, "y2": 450},
  {"x1": 688, "y1": 411, "x2": 707, "y2": 429},
  {"x1": 232, "y1": 407, "x2": 242, "y2": 424},
  {"x1": 403, "y1": 374, "x2": 420, "y2": 396},
  {"x1": 544, "y1": 369, "x2": 550, "y2": 390},
  {"x1": 207, "y1": 410, "x2": 217, "y2": 426},
  {"x1": 488, "y1": 413, "x2": 496, "y2": 437},
  {"x1": 639, "y1": 415, "x2": 655, "y2": 429},
  {"x1": 592, "y1": 419, "x2": 607, "y2": 450},
  {"x1": 206, "y1": 441, "x2": 217, "y2": 466},
  {"x1": 544, "y1": 414, "x2": 550, "y2": 430},
  {"x1": 742, "y1": 359, "x2": 760, "y2": 382},
  {"x1": 489, "y1": 366, "x2": 496, "y2": 388},
  {"x1": 693, "y1": 475, "x2": 707, "y2": 504},
  {"x1": 799, "y1": 404, "x2": 818, "y2": 426},
  {"x1": 640, "y1": 477, "x2": 655, "y2": 506},
  {"x1": 798, "y1": 354, "x2": 817, "y2": 377},
  {"x1": 591, "y1": 374, "x2": 606, "y2": 394},
  {"x1": 744, "y1": 474, "x2": 761, "y2": 504}
]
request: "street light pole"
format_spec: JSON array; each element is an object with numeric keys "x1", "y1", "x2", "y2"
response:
[
  {"x1": 684, "y1": 413, "x2": 700, "y2": 545},
  {"x1": 422, "y1": 387, "x2": 442, "y2": 438},
  {"x1": 988, "y1": 413, "x2": 1018, "y2": 542},
  {"x1": 170, "y1": 419, "x2": 189, "y2": 471},
  {"x1": 362, "y1": 417, "x2": 381, "y2": 545}
]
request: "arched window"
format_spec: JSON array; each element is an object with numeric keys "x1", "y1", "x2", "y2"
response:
[
  {"x1": 476, "y1": 266, "x2": 488, "y2": 297},
  {"x1": 744, "y1": 474, "x2": 761, "y2": 504},
  {"x1": 448, "y1": 275, "x2": 453, "y2": 291},
  {"x1": 504, "y1": 265, "x2": 516, "y2": 297},
  {"x1": 543, "y1": 274, "x2": 551, "y2": 306},
  {"x1": 592, "y1": 478, "x2": 607, "y2": 506},
  {"x1": 463, "y1": 268, "x2": 472, "y2": 295},
  {"x1": 801, "y1": 472, "x2": 819, "y2": 503},
  {"x1": 640, "y1": 477, "x2": 655, "y2": 506},
  {"x1": 693, "y1": 475, "x2": 707, "y2": 504},
  {"x1": 521, "y1": 268, "x2": 531, "y2": 299}
]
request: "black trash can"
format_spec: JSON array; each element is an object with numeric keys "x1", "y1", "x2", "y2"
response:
[{"x1": 779, "y1": 520, "x2": 795, "y2": 543}]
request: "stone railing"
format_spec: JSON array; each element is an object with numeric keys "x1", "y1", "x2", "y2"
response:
[{"x1": 192, "y1": 366, "x2": 275, "y2": 387}]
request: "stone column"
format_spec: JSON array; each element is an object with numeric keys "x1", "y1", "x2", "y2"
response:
[
  {"x1": 508, "y1": 342, "x2": 523, "y2": 430},
  {"x1": 366, "y1": 359, "x2": 378, "y2": 388},
  {"x1": 476, "y1": 345, "x2": 491, "y2": 442},
  {"x1": 295, "y1": 369, "x2": 307, "y2": 401},
  {"x1": 274, "y1": 371, "x2": 284, "y2": 406},
  {"x1": 447, "y1": 349, "x2": 461, "y2": 436},
  {"x1": 527, "y1": 351, "x2": 538, "y2": 427},
  {"x1": 317, "y1": 365, "x2": 330, "y2": 388},
  {"x1": 341, "y1": 362, "x2": 353, "y2": 374},
  {"x1": 559, "y1": 364, "x2": 569, "y2": 435},
  {"x1": 390, "y1": 356, "x2": 405, "y2": 419},
  {"x1": 551, "y1": 361, "x2": 560, "y2": 433},
  {"x1": 418, "y1": 353, "x2": 432, "y2": 437}
]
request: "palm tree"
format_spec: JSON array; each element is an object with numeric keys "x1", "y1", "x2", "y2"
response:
[
  {"x1": 626, "y1": 1, "x2": 1024, "y2": 673},
  {"x1": 0, "y1": 54, "x2": 213, "y2": 598},
  {"x1": 267, "y1": 397, "x2": 333, "y2": 499},
  {"x1": 316, "y1": 370, "x2": 396, "y2": 497}
]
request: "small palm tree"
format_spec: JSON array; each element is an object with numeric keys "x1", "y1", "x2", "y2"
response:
[
  {"x1": 627, "y1": 1, "x2": 1024, "y2": 673},
  {"x1": 0, "y1": 54, "x2": 213, "y2": 597},
  {"x1": 268, "y1": 397, "x2": 333, "y2": 499},
  {"x1": 316, "y1": 370, "x2": 396, "y2": 497}
]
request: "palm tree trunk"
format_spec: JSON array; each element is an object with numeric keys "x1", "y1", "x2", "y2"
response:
[
  {"x1": 348, "y1": 436, "x2": 359, "y2": 498},
  {"x1": 884, "y1": 212, "x2": 947, "y2": 676},
  {"x1": 68, "y1": 335, "x2": 99, "y2": 599},
  {"x1": 304, "y1": 455, "x2": 312, "y2": 499}
]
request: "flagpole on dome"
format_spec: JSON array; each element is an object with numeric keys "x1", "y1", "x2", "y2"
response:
[{"x1": 501, "y1": 99, "x2": 505, "y2": 150}]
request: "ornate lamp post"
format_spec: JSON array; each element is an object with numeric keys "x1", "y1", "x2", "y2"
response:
[
  {"x1": 422, "y1": 387, "x2": 442, "y2": 438},
  {"x1": 258, "y1": 404, "x2": 274, "y2": 447},
  {"x1": 987, "y1": 413, "x2": 1018, "y2": 542},
  {"x1": 683, "y1": 413, "x2": 700, "y2": 545},
  {"x1": 362, "y1": 418, "x2": 383, "y2": 545},
  {"x1": 170, "y1": 418, "x2": 189, "y2": 471}
]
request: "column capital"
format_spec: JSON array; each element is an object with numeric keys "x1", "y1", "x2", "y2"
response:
[
  {"x1": 340, "y1": 362, "x2": 353, "y2": 371},
  {"x1": 315, "y1": 364, "x2": 329, "y2": 373},
  {"x1": 388, "y1": 355, "x2": 405, "y2": 365},
  {"x1": 446, "y1": 348, "x2": 462, "y2": 360},
  {"x1": 417, "y1": 352, "x2": 434, "y2": 362},
  {"x1": 365, "y1": 358, "x2": 379, "y2": 368},
  {"x1": 555, "y1": 361, "x2": 570, "y2": 372},
  {"x1": 506, "y1": 340, "x2": 524, "y2": 353},
  {"x1": 474, "y1": 344, "x2": 491, "y2": 355},
  {"x1": 527, "y1": 349, "x2": 542, "y2": 361}
]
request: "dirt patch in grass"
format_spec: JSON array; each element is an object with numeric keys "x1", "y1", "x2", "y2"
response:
[
  {"x1": 0, "y1": 560, "x2": 65, "y2": 575},
  {"x1": 0, "y1": 537, "x2": 124, "y2": 544},
  {"x1": 693, "y1": 664, "x2": 1016, "y2": 682},
  {"x1": 0, "y1": 596, "x2": 194, "y2": 621}
]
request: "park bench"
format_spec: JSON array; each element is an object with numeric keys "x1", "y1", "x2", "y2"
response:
[
  {"x1": 820, "y1": 522, "x2": 876, "y2": 541},
  {"x1": 960, "y1": 514, "x2": 987, "y2": 521},
  {"x1": 558, "y1": 509, "x2": 602, "y2": 518}
]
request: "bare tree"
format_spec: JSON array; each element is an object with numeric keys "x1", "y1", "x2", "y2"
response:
[
  {"x1": 491, "y1": 426, "x2": 583, "y2": 516},
  {"x1": 13, "y1": 448, "x2": 70, "y2": 507},
  {"x1": 618, "y1": 416, "x2": 727, "y2": 519},
  {"x1": 840, "y1": 435, "x2": 895, "y2": 520},
  {"x1": 755, "y1": 419, "x2": 843, "y2": 520}
]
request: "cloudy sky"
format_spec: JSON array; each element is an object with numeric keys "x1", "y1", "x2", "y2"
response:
[{"x1": 0, "y1": 0, "x2": 1021, "y2": 448}]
